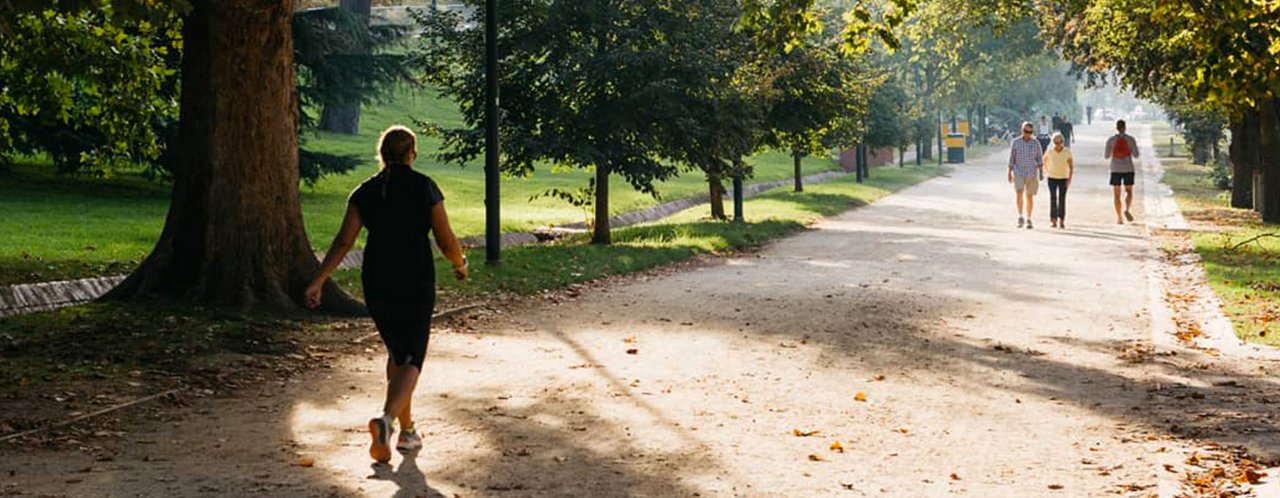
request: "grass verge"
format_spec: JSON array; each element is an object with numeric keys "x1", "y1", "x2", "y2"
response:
[
  {"x1": 1152, "y1": 122, "x2": 1280, "y2": 346},
  {"x1": 0, "y1": 87, "x2": 841, "y2": 286}
]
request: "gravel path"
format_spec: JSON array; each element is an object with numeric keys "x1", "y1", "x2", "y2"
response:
[{"x1": 6, "y1": 122, "x2": 1280, "y2": 498}]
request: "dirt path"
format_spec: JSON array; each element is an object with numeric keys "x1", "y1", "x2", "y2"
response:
[{"x1": 6, "y1": 123, "x2": 1280, "y2": 497}]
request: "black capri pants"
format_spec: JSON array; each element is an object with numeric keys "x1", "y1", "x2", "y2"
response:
[{"x1": 366, "y1": 295, "x2": 435, "y2": 369}]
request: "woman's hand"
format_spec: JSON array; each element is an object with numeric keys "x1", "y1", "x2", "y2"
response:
[
  {"x1": 453, "y1": 256, "x2": 469, "y2": 281},
  {"x1": 304, "y1": 279, "x2": 324, "y2": 308}
]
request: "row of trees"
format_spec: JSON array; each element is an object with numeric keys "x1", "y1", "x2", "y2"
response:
[
  {"x1": 1038, "y1": 0, "x2": 1280, "y2": 221},
  {"x1": 0, "y1": 0, "x2": 1083, "y2": 311},
  {"x1": 0, "y1": 2, "x2": 402, "y2": 184}
]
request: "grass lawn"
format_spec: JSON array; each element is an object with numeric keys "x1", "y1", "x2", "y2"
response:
[
  {"x1": 0, "y1": 86, "x2": 840, "y2": 286},
  {"x1": 1153, "y1": 122, "x2": 1280, "y2": 346}
]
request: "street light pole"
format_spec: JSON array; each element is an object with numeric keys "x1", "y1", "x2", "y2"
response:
[{"x1": 484, "y1": 0, "x2": 501, "y2": 264}]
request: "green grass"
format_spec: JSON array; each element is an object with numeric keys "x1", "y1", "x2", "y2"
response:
[
  {"x1": 0, "y1": 85, "x2": 840, "y2": 286},
  {"x1": 331, "y1": 163, "x2": 946, "y2": 300},
  {"x1": 1154, "y1": 121, "x2": 1280, "y2": 346}
]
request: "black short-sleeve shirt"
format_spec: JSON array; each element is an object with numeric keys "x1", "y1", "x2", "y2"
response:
[{"x1": 348, "y1": 164, "x2": 444, "y2": 299}]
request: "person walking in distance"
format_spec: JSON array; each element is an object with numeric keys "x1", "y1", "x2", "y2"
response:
[
  {"x1": 1104, "y1": 119, "x2": 1140, "y2": 224},
  {"x1": 1037, "y1": 115, "x2": 1053, "y2": 152},
  {"x1": 1044, "y1": 132, "x2": 1074, "y2": 229},
  {"x1": 305, "y1": 125, "x2": 469, "y2": 463},
  {"x1": 1008, "y1": 121, "x2": 1045, "y2": 229}
]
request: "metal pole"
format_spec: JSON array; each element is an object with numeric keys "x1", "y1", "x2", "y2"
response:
[
  {"x1": 855, "y1": 144, "x2": 864, "y2": 183},
  {"x1": 484, "y1": 0, "x2": 500, "y2": 264},
  {"x1": 732, "y1": 176, "x2": 744, "y2": 223}
]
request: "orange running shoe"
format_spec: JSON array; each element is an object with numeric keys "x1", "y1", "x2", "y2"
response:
[{"x1": 368, "y1": 417, "x2": 392, "y2": 463}]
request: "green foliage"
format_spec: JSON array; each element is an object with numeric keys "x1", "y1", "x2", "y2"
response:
[
  {"x1": 0, "y1": 9, "x2": 180, "y2": 176},
  {"x1": 863, "y1": 76, "x2": 913, "y2": 149},
  {"x1": 1042, "y1": 0, "x2": 1280, "y2": 112},
  {"x1": 294, "y1": 7, "x2": 414, "y2": 185}
]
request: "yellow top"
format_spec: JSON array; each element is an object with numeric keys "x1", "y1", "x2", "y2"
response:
[{"x1": 1044, "y1": 146, "x2": 1073, "y2": 179}]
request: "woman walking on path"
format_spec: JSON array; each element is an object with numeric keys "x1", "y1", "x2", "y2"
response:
[
  {"x1": 305, "y1": 125, "x2": 469, "y2": 463},
  {"x1": 1044, "y1": 132, "x2": 1074, "y2": 229}
]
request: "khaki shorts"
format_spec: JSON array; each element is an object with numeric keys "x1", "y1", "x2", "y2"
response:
[{"x1": 1014, "y1": 175, "x2": 1040, "y2": 195}]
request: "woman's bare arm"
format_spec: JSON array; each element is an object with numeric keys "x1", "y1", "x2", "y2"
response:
[
  {"x1": 305, "y1": 204, "x2": 362, "y2": 307},
  {"x1": 431, "y1": 202, "x2": 468, "y2": 280}
]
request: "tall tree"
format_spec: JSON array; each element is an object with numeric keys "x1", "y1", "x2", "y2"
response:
[
  {"x1": 416, "y1": 0, "x2": 749, "y2": 244},
  {"x1": 315, "y1": 0, "x2": 370, "y2": 134},
  {"x1": 104, "y1": 0, "x2": 361, "y2": 312},
  {"x1": 1040, "y1": 0, "x2": 1280, "y2": 221}
]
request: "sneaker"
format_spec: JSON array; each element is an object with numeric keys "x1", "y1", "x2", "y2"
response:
[
  {"x1": 396, "y1": 427, "x2": 422, "y2": 453},
  {"x1": 368, "y1": 417, "x2": 392, "y2": 463},
  {"x1": 1017, "y1": 217, "x2": 1025, "y2": 228},
  {"x1": 1124, "y1": 210, "x2": 1134, "y2": 222},
  {"x1": 1026, "y1": 220, "x2": 1034, "y2": 230}
]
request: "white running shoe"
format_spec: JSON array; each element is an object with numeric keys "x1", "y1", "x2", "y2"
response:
[{"x1": 396, "y1": 427, "x2": 422, "y2": 453}]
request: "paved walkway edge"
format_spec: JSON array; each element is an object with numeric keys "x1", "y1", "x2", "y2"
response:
[{"x1": 1139, "y1": 124, "x2": 1280, "y2": 363}]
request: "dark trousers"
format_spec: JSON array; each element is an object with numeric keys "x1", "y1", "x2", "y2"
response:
[{"x1": 1048, "y1": 178, "x2": 1069, "y2": 220}]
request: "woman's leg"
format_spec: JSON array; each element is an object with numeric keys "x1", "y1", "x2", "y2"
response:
[
  {"x1": 383, "y1": 364, "x2": 420, "y2": 425},
  {"x1": 1056, "y1": 179, "x2": 1066, "y2": 220},
  {"x1": 386, "y1": 359, "x2": 414, "y2": 430},
  {"x1": 1047, "y1": 180, "x2": 1059, "y2": 221}
]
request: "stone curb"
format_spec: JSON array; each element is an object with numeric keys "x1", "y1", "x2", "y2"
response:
[{"x1": 0, "y1": 275, "x2": 128, "y2": 318}]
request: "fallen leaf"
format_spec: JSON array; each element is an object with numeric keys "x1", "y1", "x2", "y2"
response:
[
  {"x1": 854, "y1": 392, "x2": 867, "y2": 402},
  {"x1": 872, "y1": 375, "x2": 886, "y2": 381},
  {"x1": 623, "y1": 335, "x2": 636, "y2": 344},
  {"x1": 297, "y1": 457, "x2": 315, "y2": 468},
  {"x1": 895, "y1": 428, "x2": 910, "y2": 435},
  {"x1": 808, "y1": 454, "x2": 824, "y2": 462},
  {"x1": 950, "y1": 473, "x2": 961, "y2": 481},
  {"x1": 792, "y1": 428, "x2": 820, "y2": 437},
  {"x1": 830, "y1": 441, "x2": 844, "y2": 453}
]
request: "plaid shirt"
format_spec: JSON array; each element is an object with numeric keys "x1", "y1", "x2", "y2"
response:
[{"x1": 1008, "y1": 137, "x2": 1043, "y2": 178}]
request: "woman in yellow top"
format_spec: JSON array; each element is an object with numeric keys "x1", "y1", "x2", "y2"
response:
[{"x1": 1043, "y1": 132, "x2": 1074, "y2": 229}]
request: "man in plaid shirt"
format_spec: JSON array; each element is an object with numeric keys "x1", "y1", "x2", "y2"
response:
[{"x1": 1007, "y1": 121, "x2": 1044, "y2": 229}]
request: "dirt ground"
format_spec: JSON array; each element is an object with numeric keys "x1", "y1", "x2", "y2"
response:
[{"x1": 4, "y1": 123, "x2": 1280, "y2": 497}]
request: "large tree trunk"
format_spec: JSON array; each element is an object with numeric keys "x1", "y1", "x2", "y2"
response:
[
  {"x1": 792, "y1": 151, "x2": 803, "y2": 192},
  {"x1": 1191, "y1": 139, "x2": 1211, "y2": 165},
  {"x1": 105, "y1": 0, "x2": 360, "y2": 314},
  {"x1": 592, "y1": 165, "x2": 611, "y2": 244},
  {"x1": 1258, "y1": 98, "x2": 1280, "y2": 223},
  {"x1": 317, "y1": 0, "x2": 371, "y2": 135},
  {"x1": 708, "y1": 176, "x2": 727, "y2": 220},
  {"x1": 1229, "y1": 111, "x2": 1257, "y2": 209}
]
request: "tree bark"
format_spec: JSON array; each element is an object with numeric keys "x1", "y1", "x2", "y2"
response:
[
  {"x1": 592, "y1": 164, "x2": 611, "y2": 244},
  {"x1": 105, "y1": 0, "x2": 361, "y2": 314},
  {"x1": 1192, "y1": 139, "x2": 1210, "y2": 165},
  {"x1": 793, "y1": 151, "x2": 803, "y2": 192},
  {"x1": 1258, "y1": 98, "x2": 1280, "y2": 223},
  {"x1": 1230, "y1": 110, "x2": 1259, "y2": 209},
  {"x1": 708, "y1": 175, "x2": 727, "y2": 221},
  {"x1": 317, "y1": 0, "x2": 371, "y2": 135}
]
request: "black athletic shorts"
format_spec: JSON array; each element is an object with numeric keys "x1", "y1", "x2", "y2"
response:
[
  {"x1": 366, "y1": 297, "x2": 435, "y2": 369},
  {"x1": 1109, "y1": 172, "x2": 1135, "y2": 186}
]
